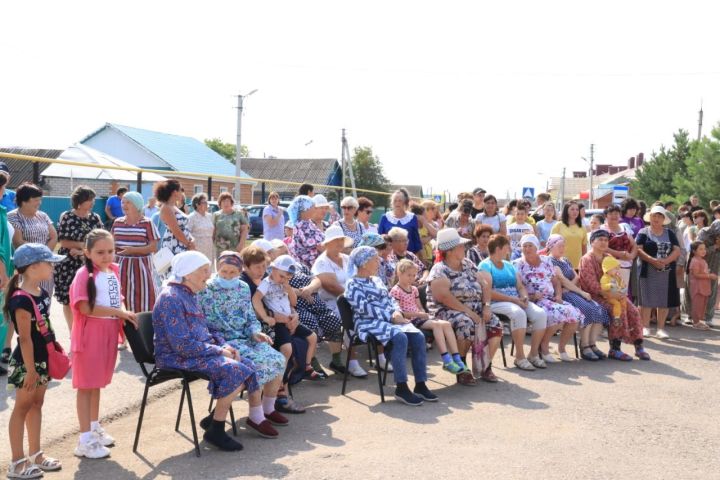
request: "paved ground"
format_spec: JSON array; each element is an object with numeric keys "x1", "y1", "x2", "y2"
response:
[{"x1": 2, "y1": 303, "x2": 720, "y2": 479}]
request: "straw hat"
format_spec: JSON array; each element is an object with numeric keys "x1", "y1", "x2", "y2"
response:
[{"x1": 436, "y1": 228, "x2": 470, "y2": 251}]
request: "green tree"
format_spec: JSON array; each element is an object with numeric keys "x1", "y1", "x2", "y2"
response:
[
  {"x1": 204, "y1": 138, "x2": 249, "y2": 163},
  {"x1": 349, "y1": 146, "x2": 390, "y2": 207},
  {"x1": 631, "y1": 130, "x2": 692, "y2": 204},
  {"x1": 676, "y1": 124, "x2": 720, "y2": 206}
]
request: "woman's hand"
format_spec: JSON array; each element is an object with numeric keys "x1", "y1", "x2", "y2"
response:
[
  {"x1": 252, "y1": 332, "x2": 273, "y2": 344},
  {"x1": 298, "y1": 288, "x2": 315, "y2": 304},
  {"x1": 481, "y1": 305, "x2": 492, "y2": 322},
  {"x1": 392, "y1": 311, "x2": 408, "y2": 324},
  {"x1": 22, "y1": 367, "x2": 40, "y2": 391},
  {"x1": 514, "y1": 296, "x2": 529, "y2": 308},
  {"x1": 70, "y1": 248, "x2": 84, "y2": 258},
  {"x1": 119, "y1": 311, "x2": 138, "y2": 329},
  {"x1": 221, "y1": 347, "x2": 238, "y2": 360},
  {"x1": 580, "y1": 290, "x2": 592, "y2": 301},
  {"x1": 466, "y1": 309, "x2": 483, "y2": 324}
]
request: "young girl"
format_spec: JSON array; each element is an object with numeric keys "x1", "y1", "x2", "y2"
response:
[
  {"x1": 6, "y1": 244, "x2": 65, "y2": 479},
  {"x1": 70, "y1": 229, "x2": 137, "y2": 459},
  {"x1": 688, "y1": 241, "x2": 716, "y2": 330},
  {"x1": 389, "y1": 259, "x2": 468, "y2": 374}
]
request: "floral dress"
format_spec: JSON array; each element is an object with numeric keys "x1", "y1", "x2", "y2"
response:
[
  {"x1": 292, "y1": 219, "x2": 325, "y2": 268},
  {"x1": 54, "y1": 210, "x2": 103, "y2": 305},
  {"x1": 153, "y1": 282, "x2": 259, "y2": 399},
  {"x1": 549, "y1": 256, "x2": 609, "y2": 327},
  {"x1": 187, "y1": 211, "x2": 214, "y2": 263},
  {"x1": 212, "y1": 210, "x2": 248, "y2": 255},
  {"x1": 378, "y1": 257, "x2": 396, "y2": 288},
  {"x1": 426, "y1": 259, "x2": 503, "y2": 341},
  {"x1": 513, "y1": 256, "x2": 583, "y2": 327},
  {"x1": 162, "y1": 207, "x2": 193, "y2": 255},
  {"x1": 197, "y1": 278, "x2": 285, "y2": 387}
]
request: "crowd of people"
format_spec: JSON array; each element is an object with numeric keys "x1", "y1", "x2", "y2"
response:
[{"x1": 2, "y1": 169, "x2": 719, "y2": 476}]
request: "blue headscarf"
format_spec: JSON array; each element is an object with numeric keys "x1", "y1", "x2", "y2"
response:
[
  {"x1": 348, "y1": 246, "x2": 379, "y2": 278},
  {"x1": 287, "y1": 195, "x2": 314, "y2": 228},
  {"x1": 359, "y1": 232, "x2": 386, "y2": 248},
  {"x1": 123, "y1": 191, "x2": 144, "y2": 214}
]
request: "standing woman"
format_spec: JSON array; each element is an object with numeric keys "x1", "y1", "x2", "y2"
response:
[
  {"x1": 157, "y1": 180, "x2": 195, "y2": 258},
  {"x1": 550, "y1": 201, "x2": 586, "y2": 270},
  {"x1": 111, "y1": 191, "x2": 160, "y2": 314},
  {"x1": 356, "y1": 197, "x2": 377, "y2": 234},
  {"x1": 333, "y1": 196, "x2": 365, "y2": 248},
  {"x1": 620, "y1": 198, "x2": 645, "y2": 238},
  {"x1": 262, "y1": 192, "x2": 285, "y2": 242},
  {"x1": 636, "y1": 206, "x2": 681, "y2": 339},
  {"x1": 54, "y1": 186, "x2": 103, "y2": 330},
  {"x1": 378, "y1": 188, "x2": 422, "y2": 255},
  {"x1": 187, "y1": 193, "x2": 215, "y2": 263},
  {"x1": 8, "y1": 183, "x2": 57, "y2": 297},
  {"x1": 535, "y1": 203, "x2": 558, "y2": 246},
  {"x1": 475, "y1": 194, "x2": 507, "y2": 235},
  {"x1": 212, "y1": 192, "x2": 248, "y2": 256}
]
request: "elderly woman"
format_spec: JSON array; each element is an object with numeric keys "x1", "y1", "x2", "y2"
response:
[
  {"x1": 378, "y1": 188, "x2": 422, "y2": 255},
  {"x1": 636, "y1": 205, "x2": 681, "y2": 339},
  {"x1": 156, "y1": 180, "x2": 195, "y2": 257},
  {"x1": 602, "y1": 204, "x2": 637, "y2": 289},
  {"x1": 288, "y1": 195, "x2": 325, "y2": 269},
  {"x1": 262, "y1": 191, "x2": 285, "y2": 242},
  {"x1": 197, "y1": 251, "x2": 287, "y2": 425},
  {"x1": 153, "y1": 252, "x2": 271, "y2": 450},
  {"x1": 511, "y1": 234, "x2": 582, "y2": 364},
  {"x1": 345, "y1": 246, "x2": 437, "y2": 406},
  {"x1": 333, "y1": 196, "x2": 366, "y2": 248},
  {"x1": 544, "y1": 234, "x2": 610, "y2": 361},
  {"x1": 187, "y1": 193, "x2": 215, "y2": 263},
  {"x1": 387, "y1": 227, "x2": 428, "y2": 285},
  {"x1": 111, "y1": 191, "x2": 160, "y2": 314},
  {"x1": 550, "y1": 201, "x2": 586, "y2": 270},
  {"x1": 579, "y1": 230, "x2": 649, "y2": 361},
  {"x1": 428, "y1": 229, "x2": 503, "y2": 384},
  {"x1": 466, "y1": 224, "x2": 493, "y2": 265},
  {"x1": 360, "y1": 232, "x2": 395, "y2": 288},
  {"x1": 476, "y1": 194, "x2": 507, "y2": 235},
  {"x1": 356, "y1": 197, "x2": 377, "y2": 234},
  {"x1": 479, "y1": 234, "x2": 548, "y2": 370},
  {"x1": 213, "y1": 192, "x2": 249, "y2": 256},
  {"x1": 53, "y1": 186, "x2": 103, "y2": 329}
]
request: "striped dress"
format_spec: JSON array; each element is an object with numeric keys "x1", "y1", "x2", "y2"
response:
[
  {"x1": 111, "y1": 217, "x2": 160, "y2": 313},
  {"x1": 8, "y1": 209, "x2": 55, "y2": 296}
]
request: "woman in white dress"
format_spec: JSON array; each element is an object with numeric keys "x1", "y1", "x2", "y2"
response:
[{"x1": 187, "y1": 193, "x2": 215, "y2": 266}]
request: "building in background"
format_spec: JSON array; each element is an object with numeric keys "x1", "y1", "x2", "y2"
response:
[{"x1": 240, "y1": 157, "x2": 341, "y2": 203}]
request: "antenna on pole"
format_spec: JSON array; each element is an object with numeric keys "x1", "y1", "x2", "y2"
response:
[
  {"x1": 340, "y1": 129, "x2": 357, "y2": 197},
  {"x1": 698, "y1": 99, "x2": 704, "y2": 141}
]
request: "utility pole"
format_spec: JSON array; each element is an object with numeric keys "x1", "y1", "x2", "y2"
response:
[
  {"x1": 559, "y1": 167, "x2": 566, "y2": 211},
  {"x1": 588, "y1": 144, "x2": 595, "y2": 207},
  {"x1": 235, "y1": 89, "x2": 258, "y2": 202},
  {"x1": 698, "y1": 100, "x2": 704, "y2": 141}
]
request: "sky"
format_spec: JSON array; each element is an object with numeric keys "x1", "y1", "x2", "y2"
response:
[{"x1": 2, "y1": 0, "x2": 719, "y2": 200}]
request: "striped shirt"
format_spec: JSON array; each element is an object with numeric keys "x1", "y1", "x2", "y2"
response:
[{"x1": 112, "y1": 217, "x2": 159, "y2": 254}]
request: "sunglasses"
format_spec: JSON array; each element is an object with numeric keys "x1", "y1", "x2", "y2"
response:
[{"x1": 341, "y1": 206, "x2": 354, "y2": 210}]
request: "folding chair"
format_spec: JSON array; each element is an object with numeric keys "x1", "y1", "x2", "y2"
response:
[
  {"x1": 123, "y1": 313, "x2": 236, "y2": 458},
  {"x1": 337, "y1": 295, "x2": 389, "y2": 402}
]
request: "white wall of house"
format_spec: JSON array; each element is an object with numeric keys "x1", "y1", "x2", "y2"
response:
[{"x1": 82, "y1": 128, "x2": 170, "y2": 169}]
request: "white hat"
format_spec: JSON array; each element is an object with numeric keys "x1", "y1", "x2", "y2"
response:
[
  {"x1": 252, "y1": 238, "x2": 274, "y2": 253},
  {"x1": 270, "y1": 238, "x2": 286, "y2": 249},
  {"x1": 643, "y1": 205, "x2": 671, "y2": 225},
  {"x1": 322, "y1": 224, "x2": 353, "y2": 247},
  {"x1": 313, "y1": 194, "x2": 330, "y2": 207},
  {"x1": 270, "y1": 254, "x2": 297, "y2": 274},
  {"x1": 436, "y1": 228, "x2": 471, "y2": 251}
]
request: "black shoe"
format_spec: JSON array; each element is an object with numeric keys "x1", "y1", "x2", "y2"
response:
[
  {"x1": 199, "y1": 411, "x2": 214, "y2": 431},
  {"x1": 203, "y1": 428, "x2": 243, "y2": 451},
  {"x1": 0, "y1": 348, "x2": 10, "y2": 365},
  {"x1": 413, "y1": 384, "x2": 438, "y2": 402},
  {"x1": 314, "y1": 366, "x2": 329, "y2": 379},
  {"x1": 328, "y1": 362, "x2": 347, "y2": 374},
  {"x1": 394, "y1": 387, "x2": 423, "y2": 406}
]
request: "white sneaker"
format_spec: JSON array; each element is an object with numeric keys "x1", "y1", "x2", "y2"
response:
[
  {"x1": 527, "y1": 355, "x2": 547, "y2": 369},
  {"x1": 74, "y1": 438, "x2": 111, "y2": 459},
  {"x1": 642, "y1": 327, "x2": 651, "y2": 337},
  {"x1": 541, "y1": 352, "x2": 560, "y2": 363},
  {"x1": 348, "y1": 363, "x2": 368, "y2": 378},
  {"x1": 92, "y1": 425, "x2": 115, "y2": 446},
  {"x1": 656, "y1": 329, "x2": 670, "y2": 340},
  {"x1": 377, "y1": 356, "x2": 393, "y2": 372}
]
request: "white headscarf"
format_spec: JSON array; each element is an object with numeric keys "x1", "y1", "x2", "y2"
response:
[{"x1": 168, "y1": 251, "x2": 210, "y2": 284}]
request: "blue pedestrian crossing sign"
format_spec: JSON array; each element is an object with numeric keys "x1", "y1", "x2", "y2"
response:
[{"x1": 522, "y1": 187, "x2": 535, "y2": 199}]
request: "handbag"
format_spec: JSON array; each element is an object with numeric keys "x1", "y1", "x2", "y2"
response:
[
  {"x1": 471, "y1": 318, "x2": 490, "y2": 378},
  {"x1": 153, "y1": 246, "x2": 174, "y2": 273},
  {"x1": 12, "y1": 290, "x2": 71, "y2": 380}
]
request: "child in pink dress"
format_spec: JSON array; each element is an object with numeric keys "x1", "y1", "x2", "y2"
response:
[
  {"x1": 389, "y1": 259, "x2": 468, "y2": 374},
  {"x1": 688, "y1": 241, "x2": 716, "y2": 330}
]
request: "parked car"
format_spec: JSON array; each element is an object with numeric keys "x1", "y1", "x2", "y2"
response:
[{"x1": 243, "y1": 204, "x2": 290, "y2": 237}]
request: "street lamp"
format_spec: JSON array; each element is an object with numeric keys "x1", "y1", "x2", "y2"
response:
[{"x1": 235, "y1": 89, "x2": 258, "y2": 201}]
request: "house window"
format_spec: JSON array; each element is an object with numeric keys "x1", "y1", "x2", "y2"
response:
[
  {"x1": 219, "y1": 187, "x2": 228, "y2": 194},
  {"x1": 193, "y1": 185, "x2": 203, "y2": 195}
]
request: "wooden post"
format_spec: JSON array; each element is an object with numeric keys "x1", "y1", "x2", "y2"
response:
[{"x1": 32, "y1": 162, "x2": 40, "y2": 185}]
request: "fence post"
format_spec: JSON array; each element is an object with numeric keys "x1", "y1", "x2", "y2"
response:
[
  {"x1": 207, "y1": 177, "x2": 213, "y2": 200},
  {"x1": 32, "y1": 162, "x2": 40, "y2": 185},
  {"x1": 136, "y1": 171, "x2": 142, "y2": 192},
  {"x1": 261, "y1": 182, "x2": 266, "y2": 204}
]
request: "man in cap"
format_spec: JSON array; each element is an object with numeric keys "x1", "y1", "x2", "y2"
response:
[{"x1": 470, "y1": 187, "x2": 486, "y2": 217}]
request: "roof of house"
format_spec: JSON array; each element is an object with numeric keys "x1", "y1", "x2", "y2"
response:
[
  {"x1": 548, "y1": 167, "x2": 637, "y2": 200},
  {"x1": 81, "y1": 123, "x2": 251, "y2": 179},
  {"x1": 240, "y1": 158, "x2": 341, "y2": 194},
  {"x1": 388, "y1": 184, "x2": 423, "y2": 199},
  {"x1": 0, "y1": 147, "x2": 62, "y2": 188},
  {"x1": 42, "y1": 144, "x2": 167, "y2": 182}
]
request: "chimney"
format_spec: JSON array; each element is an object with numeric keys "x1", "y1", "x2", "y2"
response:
[
  {"x1": 628, "y1": 157, "x2": 635, "y2": 169},
  {"x1": 637, "y1": 153, "x2": 644, "y2": 167}
]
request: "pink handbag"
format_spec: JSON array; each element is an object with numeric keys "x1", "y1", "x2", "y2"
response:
[
  {"x1": 471, "y1": 322, "x2": 490, "y2": 378},
  {"x1": 12, "y1": 290, "x2": 71, "y2": 380}
]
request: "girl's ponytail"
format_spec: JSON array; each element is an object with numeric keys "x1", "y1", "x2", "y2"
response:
[
  {"x1": 85, "y1": 256, "x2": 97, "y2": 310},
  {"x1": 4, "y1": 268, "x2": 26, "y2": 318}
]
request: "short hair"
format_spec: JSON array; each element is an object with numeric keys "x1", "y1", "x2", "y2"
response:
[
  {"x1": 396, "y1": 258, "x2": 418, "y2": 275},
  {"x1": 484, "y1": 194, "x2": 497, "y2": 204},
  {"x1": 620, "y1": 198, "x2": 639, "y2": 217},
  {"x1": 536, "y1": 192, "x2": 551, "y2": 202},
  {"x1": 154, "y1": 179, "x2": 181, "y2": 203},
  {"x1": 604, "y1": 204, "x2": 622, "y2": 215},
  {"x1": 665, "y1": 201, "x2": 677, "y2": 209},
  {"x1": 340, "y1": 196, "x2": 359, "y2": 209},
  {"x1": 388, "y1": 227, "x2": 408, "y2": 241},
  {"x1": 459, "y1": 199, "x2": 473, "y2": 215},
  {"x1": 71, "y1": 186, "x2": 96, "y2": 209},
  {"x1": 268, "y1": 191, "x2": 279, "y2": 201},
  {"x1": 456, "y1": 192, "x2": 473, "y2": 202},
  {"x1": 357, "y1": 196, "x2": 374, "y2": 212},
  {"x1": 15, "y1": 182, "x2": 43, "y2": 207},
  {"x1": 515, "y1": 203, "x2": 529, "y2": 213},
  {"x1": 217, "y1": 191, "x2": 234, "y2": 206},
  {"x1": 561, "y1": 201, "x2": 583, "y2": 227},
  {"x1": 240, "y1": 245, "x2": 268, "y2": 267},
  {"x1": 591, "y1": 214, "x2": 605, "y2": 224},
  {"x1": 116, "y1": 187, "x2": 128, "y2": 196},
  {"x1": 488, "y1": 234, "x2": 510, "y2": 254},
  {"x1": 473, "y1": 223, "x2": 493, "y2": 239},
  {"x1": 713, "y1": 206, "x2": 720, "y2": 217},
  {"x1": 299, "y1": 183, "x2": 314, "y2": 196},
  {"x1": 381, "y1": 234, "x2": 393, "y2": 245},
  {"x1": 191, "y1": 192, "x2": 207, "y2": 210},
  {"x1": 710, "y1": 200, "x2": 720, "y2": 209},
  {"x1": 692, "y1": 210, "x2": 710, "y2": 227},
  {"x1": 421, "y1": 199, "x2": 437, "y2": 211}
]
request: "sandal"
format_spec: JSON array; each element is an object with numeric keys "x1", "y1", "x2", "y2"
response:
[
  {"x1": 692, "y1": 321, "x2": 711, "y2": 331},
  {"x1": 7, "y1": 458, "x2": 43, "y2": 479},
  {"x1": 514, "y1": 358, "x2": 536, "y2": 371},
  {"x1": 275, "y1": 396, "x2": 306, "y2": 414},
  {"x1": 580, "y1": 347, "x2": 599, "y2": 361},
  {"x1": 635, "y1": 348, "x2": 651, "y2": 361},
  {"x1": 589, "y1": 344, "x2": 607, "y2": 360},
  {"x1": 28, "y1": 450, "x2": 61, "y2": 472},
  {"x1": 303, "y1": 366, "x2": 322, "y2": 381},
  {"x1": 608, "y1": 349, "x2": 633, "y2": 361}
]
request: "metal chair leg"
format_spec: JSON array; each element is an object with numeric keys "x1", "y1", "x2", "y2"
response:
[
  {"x1": 341, "y1": 341, "x2": 354, "y2": 395},
  {"x1": 175, "y1": 381, "x2": 187, "y2": 432},
  {"x1": 373, "y1": 341, "x2": 385, "y2": 403},
  {"x1": 510, "y1": 339, "x2": 515, "y2": 357},
  {"x1": 183, "y1": 379, "x2": 201, "y2": 457},
  {"x1": 573, "y1": 332, "x2": 579, "y2": 358},
  {"x1": 366, "y1": 343, "x2": 373, "y2": 367},
  {"x1": 133, "y1": 381, "x2": 151, "y2": 452},
  {"x1": 229, "y1": 406, "x2": 237, "y2": 436},
  {"x1": 500, "y1": 337, "x2": 507, "y2": 367},
  {"x1": 208, "y1": 397, "x2": 214, "y2": 413},
  {"x1": 382, "y1": 343, "x2": 391, "y2": 386}
]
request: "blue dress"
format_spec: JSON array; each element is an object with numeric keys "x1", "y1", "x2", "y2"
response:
[
  {"x1": 153, "y1": 283, "x2": 259, "y2": 399},
  {"x1": 548, "y1": 256, "x2": 610, "y2": 327},
  {"x1": 378, "y1": 212, "x2": 422, "y2": 254},
  {"x1": 197, "y1": 278, "x2": 285, "y2": 387},
  {"x1": 345, "y1": 276, "x2": 403, "y2": 345}
]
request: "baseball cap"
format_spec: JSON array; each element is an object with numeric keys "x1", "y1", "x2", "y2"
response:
[
  {"x1": 473, "y1": 187, "x2": 486, "y2": 196},
  {"x1": 251, "y1": 239, "x2": 274, "y2": 253},
  {"x1": 269, "y1": 254, "x2": 297, "y2": 274},
  {"x1": 14, "y1": 243, "x2": 65, "y2": 268},
  {"x1": 0, "y1": 162, "x2": 9, "y2": 175}
]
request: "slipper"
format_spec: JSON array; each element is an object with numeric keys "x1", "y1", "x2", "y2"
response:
[
  {"x1": 635, "y1": 348, "x2": 651, "y2": 361},
  {"x1": 589, "y1": 344, "x2": 607, "y2": 360},
  {"x1": 692, "y1": 322, "x2": 711, "y2": 331},
  {"x1": 275, "y1": 397, "x2": 306, "y2": 414},
  {"x1": 608, "y1": 349, "x2": 632, "y2": 361}
]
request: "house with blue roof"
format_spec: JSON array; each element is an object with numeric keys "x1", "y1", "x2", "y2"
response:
[{"x1": 80, "y1": 123, "x2": 256, "y2": 202}]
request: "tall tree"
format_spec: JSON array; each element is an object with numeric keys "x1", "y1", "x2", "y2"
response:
[
  {"x1": 676, "y1": 124, "x2": 720, "y2": 206},
  {"x1": 631, "y1": 129, "x2": 691, "y2": 204},
  {"x1": 349, "y1": 146, "x2": 390, "y2": 207},
  {"x1": 204, "y1": 138, "x2": 249, "y2": 163}
]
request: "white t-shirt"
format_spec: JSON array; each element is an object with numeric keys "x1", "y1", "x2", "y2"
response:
[
  {"x1": 94, "y1": 271, "x2": 122, "y2": 319},
  {"x1": 476, "y1": 212, "x2": 506, "y2": 233},
  {"x1": 507, "y1": 222, "x2": 534, "y2": 254},
  {"x1": 311, "y1": 252, "x2": 351, "y2": 310},
  {"x1": 257, "y1": 277, "x2": 292, "y2": 315}
]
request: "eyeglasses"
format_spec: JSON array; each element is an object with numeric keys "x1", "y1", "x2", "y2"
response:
[{"x1": 341, "y1": 206, "x2": 354, "y2": 210}]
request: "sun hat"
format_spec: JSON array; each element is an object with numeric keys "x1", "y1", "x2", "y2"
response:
[
  {"x1": 252, "y1": 238, "x2": 274, "y2": 253},
  {"x1": 321, "y1": 224, "x2": 353, "y2": 247},
  {"x1": 313, "y1": 194, "x2": 330, "y2": 207},
  {"x1": 520, "y1": 234, "x2": 541, "y2": 250},
  {"x1": 643, "y1": 205, "x2": 671, "y2": 225},
  {"x1": 436, "y1": 228, "x2": 471, "y2": 251},
  {"x1": 270, "y1": 254, "x2": 297, "y2": 274},
  {"x1": 14, "y1": 243, "x2": 65, "y2": 268}
]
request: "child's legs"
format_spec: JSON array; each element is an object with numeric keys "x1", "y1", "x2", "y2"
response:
[
  {"x1": 692, "y1": 294, "x2": 708, "y2": 322},
  {"x1": 9, "y1": 387, "x2": 34, "y2": 461},
  {"x1": 422, "y1": 320, "x2": 447, "y2": 354},
  {"x1": 440, "y1": 321, "x2": 459, "y2": 354},
  {"x1": 304, "y1": 332, "x2": 317, "y2": 365},
  {"x1": 77, "y1": 388, "x2": 101, "y2": 432},
  {"x1": 25, "y1": 386, "x2": 47, "y2": 456}
]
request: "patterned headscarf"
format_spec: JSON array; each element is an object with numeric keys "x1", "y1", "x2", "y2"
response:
[
  {"x1": 544, "y1": 234, "x2": 565, "y2": 252},
  {"x1": 217, "y1": 251, "x2": 243, "y2": 269},
  {"x1": 287, "y1": 195, "x2": 314, "y2": 228},
  {"x1": 348, "y1": 246, "x2": 379, "y2": 278},
  {"x1": 590, "y1": 229, "x2": 610, "y2": 243},
  {"x1": 123, "y1": 191, "x2": 144, "y2": 214},
  {"x1": 359, "y1": 232, "x2": 386, "y2": 248}
]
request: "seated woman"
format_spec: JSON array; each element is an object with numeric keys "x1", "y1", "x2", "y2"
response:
[
  {"x1": 387, "y1": 227, "x2": 428, "y2": 285},
  {"x1": 466, "y1": 224, "x2": 493, "y2": 265},
  {"x1": 152, "y1": 252, "x2": 273, "y2": 451},
  {"x1": 197, "y1": 251, "x2": 288, "y2": 427},
  {"x1": 427, "y1": 229, "x2": 503, "y2": 385},
  {"x1": 544, "y1": 234, "x2": 610, "y2": 361},
  {"x1": 345, "y1": 246, "x2": 437, "y2": 406},
  {"x1": 513, "y1": 234, "x2": 582, "y2": 363},
  {"x1": 479, "y1": 234, "x2": 548, "y2": 371}
]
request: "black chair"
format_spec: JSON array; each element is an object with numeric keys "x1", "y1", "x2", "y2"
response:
[
  {"x1": 123, "y1": 313, "x2": 236, "y2": 457},
  {"x1": 337, "y1": 295, "x2": 389, "y2": 402}
]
